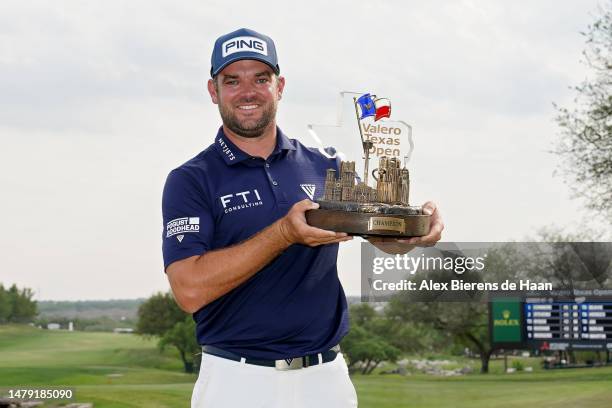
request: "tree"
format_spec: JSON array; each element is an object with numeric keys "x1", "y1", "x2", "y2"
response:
[
  {"x1": 137, "y1": 292, "x2": 199, "y2": 373},
  {"x1": 385, "y1": 245, "x2": 526, "y2": 374},
  {"x1": 388, "y1": 299, "x2": 494, "y2": 373},
  {"x1": 521, "y1": 228, "x2": 612, "y2": 292},
  {"x1": 350, "y1": 303, "x2": 377, "y2": 326},
  {"x1": 341, "y1": 304, "x2": 404, "y2": 374},
  {"x1": 0, "y1": 284, "x2": 37, "y2": 323},
  {"x1": 159, "y1": 316, "x2": 201, "y2": 373},
  {"x1": 10, "y1": 285, "x2": 37, "y2": 323},
  {"x1": 0, "y1": 283, "x2": 37, "y2": 324},
  {"x1": 0, "y1": 285, "x2": 12, "y2": 323},
  {"x1": 341, "y1": 322, "x2": 400, "y2": 375},
  {"x1": 555, "y1": 2, "x2": 612, "y2": 217},
  {"x1": 136, "y1": 292, "x2": 185, "y2": 336}
]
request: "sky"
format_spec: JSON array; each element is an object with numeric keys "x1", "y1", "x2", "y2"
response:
[{"x1": 0, "y1": 0, "x2": 607, "y2": 300}]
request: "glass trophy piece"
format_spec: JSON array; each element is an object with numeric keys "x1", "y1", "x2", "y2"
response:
[{"x1": 305, "y1": 91, "x2": 430, "y2": 237}]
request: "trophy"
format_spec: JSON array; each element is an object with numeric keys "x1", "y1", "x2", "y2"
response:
[{"x1": 305, "y1": 92, "x2": 430, "y2": 237}]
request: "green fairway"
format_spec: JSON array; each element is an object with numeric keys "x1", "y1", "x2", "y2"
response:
[
  {"x1": 0, "y1": 325, "x2": 193, "y2": 407},
  {"x1": 354, "y1": 370, "x2": 612, "y2": 408},
  {"x1": 1, "y1": 325, "x2": 612, "y2": 407}
]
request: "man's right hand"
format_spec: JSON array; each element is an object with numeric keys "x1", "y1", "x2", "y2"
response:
[{"x1": 276, "y1": 199, "x2": 353, "y2": 247}]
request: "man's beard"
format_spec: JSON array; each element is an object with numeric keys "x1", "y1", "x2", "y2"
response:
[{"x1": 219, "y1": 99, "x2": 277, "y2": 139}]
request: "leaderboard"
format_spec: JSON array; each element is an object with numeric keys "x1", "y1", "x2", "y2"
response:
[{"x1": 524, "y1": 299, "x2": 612, "y2": 348}]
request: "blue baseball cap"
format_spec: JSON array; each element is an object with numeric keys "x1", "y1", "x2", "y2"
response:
[{"x1": 210, "y1": 28, "x2": 280, "y2": 77}]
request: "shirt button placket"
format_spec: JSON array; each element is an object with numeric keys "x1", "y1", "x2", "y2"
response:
[
  {"x1": 264, "y1": 161, "x2": 274, "y2": 186},
  {"x1": 265, "y1": 161, "x2": 285, "y2": 204}
]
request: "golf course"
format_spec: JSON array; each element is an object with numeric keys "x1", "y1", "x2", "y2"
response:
[{"x1": 1, "y1": 324, "x2": 612, "y2": 407}]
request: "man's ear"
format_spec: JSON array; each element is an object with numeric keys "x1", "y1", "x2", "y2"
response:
[
  {"x1": 277, "y1": 76, "x2": 285, "y2": 100},
  {"x1": 207, "y1": 78, "x2": 219, "y2": 104}
]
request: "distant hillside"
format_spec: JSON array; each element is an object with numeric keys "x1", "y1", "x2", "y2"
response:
[
  {"x1": 37, "y1": 298, "x2": 366, "y2": 320},
  {"x1": 37, "y1": 299, "x2": 145, "y2": 320}
]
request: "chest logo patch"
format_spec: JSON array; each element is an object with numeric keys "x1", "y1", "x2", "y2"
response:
[
  {"x1": 300, "y1": 184, "x2": 316, "y2": 200},
  {"x1": 220, "y1": 189, "x2": 264, "y2": 214}
]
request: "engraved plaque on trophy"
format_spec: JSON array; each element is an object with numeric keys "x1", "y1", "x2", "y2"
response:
[{"x1": 305, "y1": 92, "x2": 430, "y2": 237}]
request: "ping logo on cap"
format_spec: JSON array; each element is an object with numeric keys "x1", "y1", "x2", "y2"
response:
[{"x1": 222, "y1": 36, "x2": 268, "y2": 57}]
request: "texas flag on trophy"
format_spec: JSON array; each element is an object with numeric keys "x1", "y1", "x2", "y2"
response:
[
  {"x1": 373, "y1": 98, "x2": 391, "y2": 121},
  {"x1": 355, "y1": 93, "x2": 392, "y2": 121}
]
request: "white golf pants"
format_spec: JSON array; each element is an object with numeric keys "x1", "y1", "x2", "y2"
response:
[{"x1": 191, "y1": 351, "x2": 358, "y2": 407}]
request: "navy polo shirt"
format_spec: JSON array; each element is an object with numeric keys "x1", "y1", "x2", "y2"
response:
[{"x1": 162, "y1": 127, "x2": 349, "y2": 359}]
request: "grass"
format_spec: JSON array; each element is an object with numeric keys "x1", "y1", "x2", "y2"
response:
[
  {"x1": 0, "y1": 325, "x2": 192, "y2": 407},
  {"x1": 1, "y1": 325, "x2": 612, "y2": 407},
  {"x1": 354, "y1": 374, "x2": 612, "y2": 408}
]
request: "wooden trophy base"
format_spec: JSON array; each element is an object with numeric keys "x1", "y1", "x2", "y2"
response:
[{"x1": 305, "y1": 201, "x2": 430, "y2": 237}]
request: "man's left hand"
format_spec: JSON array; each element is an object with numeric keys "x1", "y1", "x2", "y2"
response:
[{"x1": 398, "y1": 201, "x2": 443, "y2": 246}]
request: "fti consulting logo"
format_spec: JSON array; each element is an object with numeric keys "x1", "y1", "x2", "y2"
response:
[
  {"x1": 166, "y1": 217, "x2": 200, "y2": 242},
  {"x1": 219, "y1": 189, "x2": 264, "y2": 214}
]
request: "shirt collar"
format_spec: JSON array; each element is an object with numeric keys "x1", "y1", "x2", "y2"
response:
[
  {"x1": 271, "y1": 127, "x2": 297, "y2": 156},
  {"x1": 214, "y1": 126, "x2": 296, "y2": 166}
]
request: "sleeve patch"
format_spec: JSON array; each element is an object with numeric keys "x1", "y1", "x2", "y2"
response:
[{"x1": 166, "y1": 217, "x2": 200, "y2": 238}]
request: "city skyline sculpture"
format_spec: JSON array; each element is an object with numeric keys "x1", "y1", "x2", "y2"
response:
[{"x1": 306, "y1": 92, "x2": 430, "y2": 237}]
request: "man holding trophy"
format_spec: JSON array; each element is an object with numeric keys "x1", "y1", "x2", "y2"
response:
[{"x1": 162, "y1": 28, "x2": 443, "y2": 407}]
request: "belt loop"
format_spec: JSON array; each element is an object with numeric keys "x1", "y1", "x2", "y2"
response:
[
  {"x1": 240, "y1": 357, "x2": 246, "y2": 364},
  {"x1": 318, "y1": 353, "x2": 322, "y2": 365}
]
